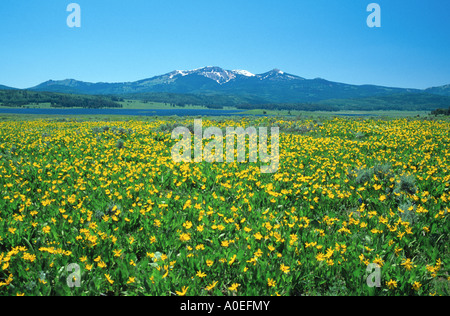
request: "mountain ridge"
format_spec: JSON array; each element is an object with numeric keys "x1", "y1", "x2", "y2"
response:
[
  {"x1": 0, "y1": 84, "x2": 17, "y2": 90},
  {"x1": 425, "y1": 84, "x2": 450, "y2": 96},
  {"x1": 2, "y1": 66, "x2": 449, "y2": 104},
  {"x1": 25, "y1": 66, "x2": 425, "y2": 103}
]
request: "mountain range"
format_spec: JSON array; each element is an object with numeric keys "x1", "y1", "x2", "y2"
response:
[{"x1": 1, "y1": 67, "x2": 450, "y2": 109}]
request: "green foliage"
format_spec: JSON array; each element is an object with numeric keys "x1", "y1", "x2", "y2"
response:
[
  {"x1": 396, "y1": 174, "x2": 417, "y2": 195},
  {"x1": 398, "y1": 201, "x2": 418, "y2": 225},
  {"x1": 320, "y1": 93, "x2": 450, "y2": 111},
  {"x1": 349, "y1": 164, "x2": 394, "y2": 187},
  {"x1": 0, "y1": 89, "x2": 123, "y2": 108},
  {"x1": 115, "y1": 139, "x2": 125, "y2": 149},
  {"x1": 431, "y1": 107, "x2": 450, "y2": 116},
  {"x1": 121, "y1": 92, "x2": 262, "y2": 108},
  {"x1": 1, "y1": 87, "x2": 449, "y2": 113},
  {"x1": 351, "y1": 167, "x2": 374, "y2": 185}
]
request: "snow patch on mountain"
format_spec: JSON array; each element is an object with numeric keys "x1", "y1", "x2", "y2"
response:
[
  {"x1": 232, "y1": 70, "x2": 255, "y2": 77},
  {"x1": 169, "y1": 70, "x2": 188, "y2": 79}
]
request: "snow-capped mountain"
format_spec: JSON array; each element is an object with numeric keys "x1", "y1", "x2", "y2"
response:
[
  {"x1": 154, "y1": 67, "x2": 296, "y2": 85},
  {"x1": 28, "y1": 66, "x2": 419, "y2": 103},
  {"x1": 169, "y1": 66, "x2": 239, "y2": 84},
  {"x1": 257, "y1": 69, "x2": 302, "y2": 81}
]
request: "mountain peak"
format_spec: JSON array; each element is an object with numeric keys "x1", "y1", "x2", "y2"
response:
[
  {"x1": 257, "y1": 68, "x2": 303, "y2": 81},
  {"x1": 175, "y1": 66, "x2": 237, "y2": 84},
  {"x1": 41, "y1": 79, "x2": 84, "y2": 86}
]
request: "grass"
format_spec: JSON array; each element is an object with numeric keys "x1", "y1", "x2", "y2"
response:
[
  {"x1": 0, "y1": 100, "x2": 209, "y2": 110},
  {"x1": 1, "y1": 98, "x2": 434, "y2": 120},
  {"x1": 0, "y1": 113, "x2": 156, "y2": 122},
  {"x1": 118, "y1": 100, "x2": 210, "y2": 110},
  {"x1": 236, "y1": 109, "x2": 432, "y2": 118}
]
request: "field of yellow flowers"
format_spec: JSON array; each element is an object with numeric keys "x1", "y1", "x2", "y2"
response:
[{"x1": 0, "y1": 116, "x2": 448, "y2": 296}]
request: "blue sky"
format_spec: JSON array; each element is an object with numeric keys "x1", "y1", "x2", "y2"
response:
[{"x1": 1, "y1": 0, "x2": 449, "y2": 89}]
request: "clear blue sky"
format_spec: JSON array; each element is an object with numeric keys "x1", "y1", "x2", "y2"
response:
[{"x1": 1, "y1": 0, "x2": 449, "y2": 89}]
